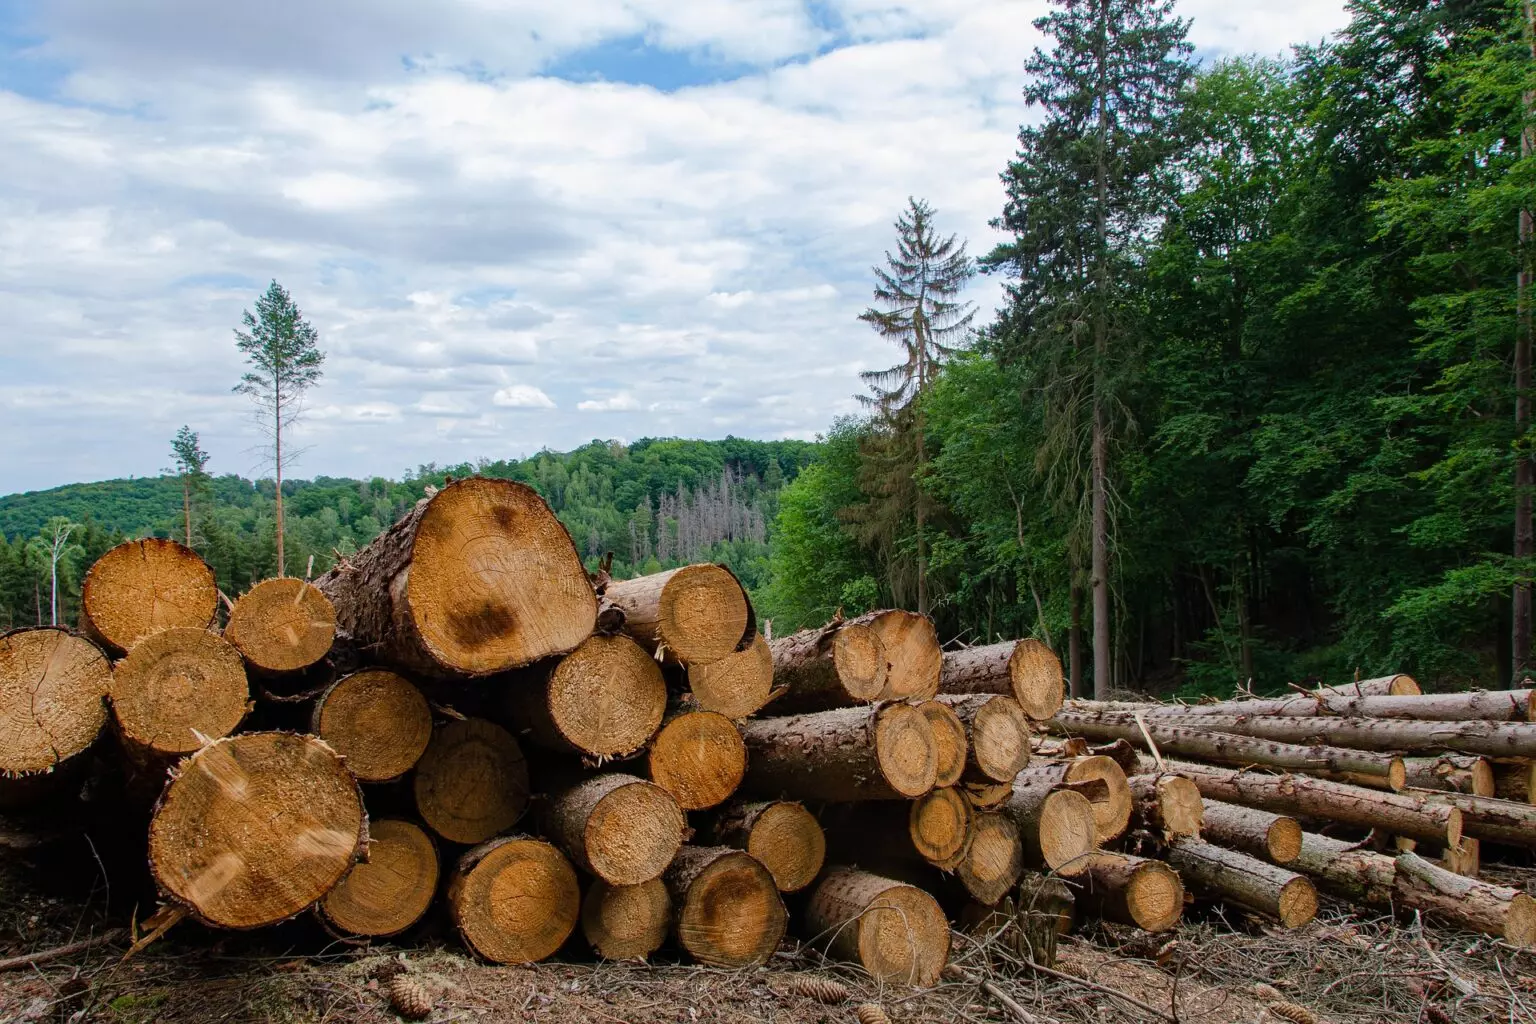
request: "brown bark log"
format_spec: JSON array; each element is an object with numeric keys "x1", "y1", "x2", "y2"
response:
[
  {"x1": 647, "y1": 710, "x2": 746, "y2": 811},
  {"x1": 1127, "y1": 773, "x2": 1204, "y2": 840},
  {"x1": 1166, "y1": 838, "x2": 1316, "y2": 928},
  {"x1": 804, "y1": 866, "x2": 950, "y2": 986},
  {"x1": 936, "y1": 694, "x2": 1031, "y2": 783},
  {"x1": 543, "y1": 774, "x2": 686, "y2": 885},
  {"x1": 765, "y1": 618, "x2": 888, "y2": 714},
  {"x1": 110, "y1": 627, "x2": 250, "y2": 776},
  {"x1": 310, "y1": 669, "x2": 431, "y2": 783},
  {"x1": 1197, "y1": 800, "x2": 1302, "y2": 864},
  {"x1": 740, "y1": 704, "x2": 937, "y2": 801},
  {"x1": 1081, "y1": 688, "x2": 1533, "y2": 722},
  {"x1": 602, "y1": 564, "x2": 752, "y2": 667},
  {"x1": 1403, "y1": 788, "x2": 1536, "y2": 847},
  {"x1": 1166, "y1": 761, "x2": 1463, "y2": 847},
  {"x1": 1072, "y1": 853, "x2": 1182, "y2": 932},
  {"x1": 861, "y1": 609, "x2": 942, "y2": 701},
  {"x1": 1049, "y1": 711, "x2": 1407, "y2": 789},
  {"x1": 710, "y1": 800, "x2": 826, "y2": 893},
  {"x1": 665, "y1": 846, "x2": 786, "y2": 967},
  {"x1": 413, "y1": 718, "x2": 529, "y2": 845},
  {"x1": 224, "y1": 578, "x2": 335, "y2": 675},
  {"x1": 1402, "y1": 754, "x2": 1495, "y2": 796},
  {"x1": 956, "y1": 811, "x2": 1023, "y2": 907},
  {"x1": 81, "y1": 539, "x2": 217, "y2": 654},
  {"x1": 686, "y1": 633, "x2": 772, "y2": 719},
  {"x1": 318, "y1": 818, "x2": 438, "y2": 938},
  {"x1": 1313, "y1": 674, "x2": 1420, "y2": 697},
  {"x1": 1393, "y1": 851, "x2": 1534, "y2": 947},
  {"x1": 1004, "y1": 784, "x2": 1097, "y2": 878},
  {"x1": 315, "y1": 477, "x2": 596, "y2": 679},
  {"x1": 1290, "y1": 831, "x2": 1397, "y2": 904},
  {"x1": 504, "y1": 634, "x2": 667, "y2": 759},
  {"x1": 148, "y1": 732, "x2": 367, "y2": 929},
  {"x1": 581, "y1": 878, "x2": 670, "y2": 960},
  {"x1": 917, "y1": 700, "x2": 968, "y2": 788},
  {"x1": 1014, "y1": 755, "x2": 1130, "y2": 843},
  {"x1": 448, "y1": 836, "x2": 580, "y2": 963},
  {"x1": 939, "y1": 639, "x2": 1064, "y2": 721},
  {"x1": 0, "y1": 628, "x2": 110, "y2": 806}
]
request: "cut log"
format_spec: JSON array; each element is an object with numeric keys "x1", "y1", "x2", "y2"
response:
[
  {"x1": 413, "y1": 718, "x2": 529, "y2": 845},
  {"x1": 1166, "y1": 838, "x2": 1316, "y2": 928},
  {"x1": 318, "y1": 819, "x2": 438, "y2": 938},
  {"x1": 1404, "y1": 788, "x2": 1536, "y2": 847},
  {"x1": 1048, "y1": 711, "x2": 1408, "y2": 789},
  {"x1": 1198, "y1": 800, "x2": 1302, "y2": 864},
  {"x1": 963, "y1": 781, "x2": 1014, "y2": 812},
  {"x1": 937, "y1": 694, "x2": 1031, "y2": 784},
  {"x1": 582, "y1": 878, "x2": 671, "y2": 960},
  {"x1": 1393, "y1": 851, "x2": 1535, "y2": 948},
  {"x1": 665, "y1": 846, "x2": 786, "y2": 967},
  {"x1": 80, "y1": 539, "x2": 217, "y2": 654},
  {"x1": 741, "y1": 704, "x2": 937, "y2": 802},
  {"x1": 956, "y1": 811, "x2": 1023, "y2": 907},
  {"x1": 1014, "y1": 756, "x2": 1131, "y2": 843},
  {"x1": 917, "y1": 701, "x2": 967, "y2": 788},
  {"x1": 223, "y1": 578, "x2": 335, "y2": 675},
  {"x1": 765, "y1": 619, "x2": 888, "y2": 715},
  {"x1": 1314, "y1": 674, "x2": 1420, "y2": 697},
  {"x1": 1403, "y1": 754, "x2": 1495, "y2": 796},
  {"x1": 861, "y1": 610, "x2": 942, "y2": 701},
  {"x1": 603, "y1": 564, "x2": 751, "y2": 667},
  {"x1": 940, "y1": 639, "x2": 1064, "y2": 721},
  {"x1": 1493, "y1": 759, "x2": 1536, "y2": 803},
  {"x1": 543, "y1": 774, "x2": 685, "y2": 885},
  {"x1": 1034, "y1": 736, "x2": 1089, "y2": 758},
  {"x1": 504, "y1": 634, "x2": 667, "y2": 759},
  {"x1": 147, "y1": 732, "x2": 366, "y2": 929},
  {"x1": 1072, "y1": 853, "x2": 1183, "y2": 933},
  {"x1": 1167, "y1": 761, "x2": 1462, "y2": 846},
  {"x1": 314, "y1": 477, "x2": 596, "y2": 679},
  {"x1": 1291, "y1": 831, "x2": 1397, "y2": 905},
  {"x1": 804, "y1": 867, "x2": 950, "y2": 986},
  {"x1": 711, "y1": 800, "x2": 826, "y2": 893},
  {"x1": 310, "y1": 669, "x2": 432, "y2": 783},
  {"x1": 1441, "y1": 838, "x2": 1480, "y2": 878},
  {"x1": 1127, "y1": 773, "x2": 1204, "y2": 840},
  {"x1": 686, "y1": 633, "x2": 773, "y2": 719},
  {"x1": 908, "y1": 787, "x2": 974, "y2": 867},
  {"x1": 110, "y1": 626, "x2": 249, "y2": 766},
  {"x1": 1087, "y1": 739, "x2": 1141, "y2": 776},
  {"x1": 448, "y1": 836, "x2": 580, "y2": 964},
  {"x1": 1085, "y1": 689, "x2": 1534, "y2": 723},
  {"x1": 1005, "y1": 785, "x2": 1097, "y2": 877},
  {"x1": 0, "y1": 628, "x2": 111, "y2": 802},
  {"x1": 647, "y1": 711, "x2": 746, "y2": 811}
]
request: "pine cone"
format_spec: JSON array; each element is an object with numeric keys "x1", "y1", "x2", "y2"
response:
[
  {"x1": 855, "y1": 1003, "x2": 891, "y2": 1024},
  {"x1": 1267, "y1": 1001, "x2": 1323, "y2": 1024},
  {"x1": 387, "y1": 974, "x2": 432, "y2": 1020},
  {"x1": 788, "y1": 976, "x2": 850, "y2": 1004}
]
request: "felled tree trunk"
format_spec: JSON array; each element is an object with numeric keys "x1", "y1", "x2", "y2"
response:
[
  {"x1": 686, "y1": 634, "x2": 773, "y2": 719},
  {"x1": 1403, "y1": 754, "x2": 1495, "y2": 796},
  {"x1": 955, "y1": 811, "x2": 1024, "y2": 907},
  {"x1": 936, "y1": 694, "x2": 1031, "y2": 784},
  {"x1": 1404, "y1": 788, "x2": 1536, "y2": 847},
  {"x1": 224, "y1": 578, "x2": 335, "y2": 675},
  {"x1": 448, "y1": 837, "x2": 580, "y2": 964},
  {"x1": 1086, "y1": 689, "x2": 1532, "y2": 722},
  {"x1": 1493, "y1": 759, "x2": 1535, "y2": 803},
  {"x1": 939, "y1": 639, "x2": 1064, "y2": 721},
  {"x1": 804, "y1": 867, "x2": 950, "y2": 986},
  {"x1": 908, "y1": 787, "x2": 974, "y2": 868},
  {"x1": 1290, "y1": 831, "x2": 1397, "y2": 904},
  {"x1": 740, "y1": 704, "x2": 937, "y2": 801},
  {"x1": 1014, "y1": 755, "x2": 1131, "y2": 843},
  {"x1": 710, "y1": 800, "x2": 826, "y2": 893},
  {"x1": 581, "y1": 878, "x2": 671, "y2": 960},
  {"x1": 602, "y1": 565, "x2": 752, "y2": 667},
  {"x1": 80, "y1": 539, "x2": 217, "y2": 654},
  {"x1": 1197, "y1": 800, "x2": 1302, "y2": 864},
  {"x1": 318, "y1": 819, "x2": 438, "y2": 939},
  {"x1": 147, "y1": 732, "x2": 367, "y2": 930},
  {"x1": 504, "y1": 634, "x2": 667, "y2": 759},
  {"x1": 860, "y1": 610, "x2": 942, "y2": 701},
  {"x1": 543, "y1": 774, "x2": 686, "y2": 885},
  {"x1": 1071, "y1": 853, "x2": 1183, "y2": 933},
  {"x1": 647, "y1": 711, "x2": 746, "y2": 811},
  {"x1": 1127, "y1": 773, "x2": 1204, "y2": 840},
  {"x1": 1166, "y1": 838, "x2": 1317, "y2": 928},
  {"x1": 310, "y1": 669, "x2": 432, "y2": 783},
  {"x1": 1393, "y1": 851, "x2": 1535, "y2": 948},
  {"x1": 110, "y1": 627, "x2": 250, "y2": 778},
  {"x1": 413, "y1": 718, "x2": 530, "y2": 845},
  {"x1": 315, "y1": 478, "x2": 596, "y2": 679},
  {"x1": 765, "y1": 618, "x2": 888, "y2": 714},
  {"x1": 0, "y1": 628, "x2": 111, "y2": 807},
  {"x1": 665, "y1": 846, "x2": 786, "y2": 967},
  {"x1": 1004, "y1": 783, "x2": 1098, "y2": 878},
  {"x1": 1313, "y1": 674, "x2": 1420, "y2": 697},
  {"x1": 917, "y1": 701, "x2": 968, "y2": 788}
]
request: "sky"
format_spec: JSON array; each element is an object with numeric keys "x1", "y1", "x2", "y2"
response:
[{"x1": 0, "y1": 0, "x2": 1351, "y2": 494}]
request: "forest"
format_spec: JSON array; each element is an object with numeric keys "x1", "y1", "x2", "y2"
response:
[{"x1": 5, "y1": 0, "x2": 1534, "y2": 701}]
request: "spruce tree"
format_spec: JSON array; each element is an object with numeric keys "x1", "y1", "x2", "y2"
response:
[
  {"x1": 169, "y1": 426, "x2": 211, "y2": 549},
  {"x1": 985, "y1": 0, "x2": 1192, "y2": 698}
]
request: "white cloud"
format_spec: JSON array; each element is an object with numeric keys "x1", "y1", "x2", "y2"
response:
[
  {"x1": 578, "y1": 392, "x2": 641, "y2": 412},
  {"x1": 493, "y1": 384, "x2": 556, "y2": 408}
]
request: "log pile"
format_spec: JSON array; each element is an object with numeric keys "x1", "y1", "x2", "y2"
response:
[{"x1": 3, "y1": 475, "x2": 1533, "y2": 998}]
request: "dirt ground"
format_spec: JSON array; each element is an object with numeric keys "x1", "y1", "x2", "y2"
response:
[{"x1": 2, "y1": 851, "x2": 1534, "y2": 1024}]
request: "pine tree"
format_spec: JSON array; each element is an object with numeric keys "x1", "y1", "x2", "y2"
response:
[
  {"x1": 986, "y1": 0, "x2": 1192, "y2": 698},
  {"x1": 233, "y1": 281, "x2": 325, "y2": 578},
  {"x1": 857, "y1": 197, "x2": 975, "y2": 615},
  {"x1": 169, "y1": 426, "x2": 211, "y2": 549}
]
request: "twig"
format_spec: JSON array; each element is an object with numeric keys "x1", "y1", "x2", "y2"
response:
[
  {"x1": 944, "y1": 965, "x2": 1043, "y2": 1024},
  {"x1": 0, "y1": 928, "x2": 127, "y2": 972},
  {"x1": 1133, "y1": 710, "x2": 1167, "y2": 772},
  {"x1": 123, "y1": 905, "x2": 189, "y2": 961},
  {"x1": 1025, "y1": 958, "x2": 1178, "y2": 1021}
]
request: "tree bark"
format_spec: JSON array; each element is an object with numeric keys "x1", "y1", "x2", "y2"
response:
[
  {"x1": 1197, "y1": 800, "x2": 1302, "y2": 864},
  {"x1": 1072, "y1": 853, "x2": 1183, "y2": 933},
  {"x1": 80, "y1": 538, "x2": 217, "y2": 654},
  {"x1": 935, "y1": 694, "x2": 1031, "y2": 783},
  {"x1": 224, "y1": 578, "x2": 336, "y2": 675},
  {"x1": 740, "y1": 704, "x2": 937, "y2": 801},
  {"x1": 804, "y1": 866, "x2": 950, "y2": 986},
  {"x1": 1069, "y1": 584, "x2": 1084, "y2": 700},
  {"x1": 1126, "y1": 772, "x2": 1204, "y2": 840},
  {"x1": 311, "y1": 669, "x2": 432, "y2": 783},
  {"x1": 318, "y1": 818, "x2": 438, "y2": 939},
  {"x1": 1312, "y1": 674, "x2": 1420, "y2": 697},
  {"x1": 448, "y1": 836, "x2": 580, "y2": 964},
  {"x1": 1091, "y1": 401, "x2": 1110, "y2": 701},
  {"x1": 1516, "y1": 0, "x2": 1535, "y2": 683},
  {"x1": 601, "y1": 564, "x2": 752, "y2": 667},
  {"x1": 1078, "y1": 689, "x2": 1533, "y2": 722},
  {"x1": 939, "y1": 639, "x2": 1065, "y2": 721},
  {"x1": 764, "y1": 616, "x2": 889, "y2": 714},
  {"x1": 710, "y1": 800, "x2": 826, "y2": 893},
  {"x1": 665, "y1": 846, "x2": 786, "y2": 967},
  {"x1": 542, "y1": 774, "x2": 686, "y2": 885},
  {"x1": 314, "y1": 478, "x2": 596, "y2": 679},
  {"x1": 1290, "y1": 831, "x2": 1397, "y2": 905},
  {"x1": 1403, "y1": 788, "x2": 1536, "y2": 847},
  {"x1": 1014, "y1": 755, "x2": 1131, "y2": 844},
  {"x1": 1393, "y1": 851, "x2": 1534, "y2": 948},
  {"x1": 1166, "y1": 838, "x2": 1316, "y2": 928},
  {"x1": 0, "y1": 628, "x2": 111, "y2": 807}
]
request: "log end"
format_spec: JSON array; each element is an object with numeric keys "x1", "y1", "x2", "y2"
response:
[
  {"x1": 909, "y1": 787, "x2": 973, "y2": 867},
  {"x1": 688, "y1": 633, "x2": 773, "y2": 719},
  {"x1": 319, "y1": 819, "x2": 438, "y2": 938},
  {"x1": 1156, "y1": 775, "x2": 1205, "y2": 838},
  {"x1": 917, "y1": 701, "x2": 968, "y2": 788},
  {"x1": 673, "y1": 850, "x2": 787, "y2": 967},
  {"x1": 1065, "y1": 755, "x2": 1133, "y2": 844},
  {"x1": 1277, "y1": 876, "x2": 1319, "y2": 930},
  {"x1": 547, "y1": 634, "x2": 667, "y2": 757},
  {"x1": 414, "y1": 718, "x2": 529, "y2": 844},
  {"x1": 582, "y1": 878, "x2": 671, "y2": 960},
  {"x1": 224, "y1": 578, "x2": 335, "y2": 674},
  {"x1": 1386, "y1": 757, "x2": 1407, "y2": 793},
  {"x1": 82, "y1": 538, "x2": 216, "y2": 652},
  {"x1": 1266, "y1": 816, "x2": 1304, "y2": 865},
  {"x1": 0, "y1": 628, "x2": 111, "y2": 778},
  {"x1": 869, "y1": 611, "x2": 941, "y2": 701},
  {"x1": 832, "y1": 623, "x2": 889, "y2": 701},
  {"x1": 658, "y1": 564, "x2": 750, "y2": 666},
  {"x1": 1121, "y1": 857, "x2": 1184, "y2": 933},
  {"x1": 314, "y1": 669, "x2": 432, "y2": 782},
  {"x1": 1036, "y1": 789, "x2": 1099, "y2": 877},
  {"x1": 649, "y1": 711, "x2": 747, "y2": 811},
  {"x1": 1507, "y1": 893, "x2": 1536, "y2": 948},
  {"x1": 111, "y1": 627, "x2": 249, "y2": 758},
  {"x1": 957, "y1": 812, "x2": 1023, "y2": 907},
  {"x1": 744, "y1": 802, "x2": 826, "y2": 893},
  {"x1": 584, "y1": 780, "x2": 686, "y2": 886},
  {"x1": 812, "y1": 872, "x2": 950, "y2": 987},
  {"x1": 1009, "y1": 638, "x2": 1065, "y2": 720},
  {"x1": 970, "y1": 696, "x2": 1031, "y2": 783},
  {"x1": 875, "y1": 703, "x2": 939, "y2": 799},
  {"x1": 450, "y1": 837, "x2": 580, "y2": 964}
]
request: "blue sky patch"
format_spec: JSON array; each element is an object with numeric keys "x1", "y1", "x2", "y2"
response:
[{"x1": 543, "y1": 34, "x2": 760, "y2": 91}]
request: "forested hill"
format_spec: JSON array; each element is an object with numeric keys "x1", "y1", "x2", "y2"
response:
[{"x1": 0, "y1": 437, "x2": 818, "y2": 630}]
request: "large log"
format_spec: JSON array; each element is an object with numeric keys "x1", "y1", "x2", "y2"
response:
[
  {"x1": 223, "y1": 578, "x2": 335, "y2": 675},
  {"x1": 711, "y1": 800, "x2": 826, "y2": 893},
  {"x1": 602, "y1": 565, "x2": 752, "y2": 667},
  {"x1": 413, "y1": 718, "x2": 529, "y2": 845},
  {"x1": 0, "y1": 628, "x2": 111, "y2": 805},
  {"x1": 908, "y1": 787, "x2": 974, "y2": 867},
  {"x1": 1403, "y1": 754, "x2": 1495, "y2": 796},
  {"x1": 1168, "y1": 761, "x2": 1463, "y2": 846},
  {"x1": 955, "y1": 811, "x2": 1024, "y2": 906},
  {"x1": 1166, "y1": 838, "x2": 1317, "y2": 928},
  {"x1": 1004, "y1": 785, "x2": 1098, "y2": 877},
  {"x1": 448, "y1": 836, "x2": 580, "y2": 964},
  {"x1": 1072, "y1": 853, "x2": 1183, "y2": 933},
  {"x1": 805, "y1": 867, "x2": 950, "y2": 986},
  {"x1": 543, "y1": 774, "x2": 685, "y2": 885},
  {"x1": 1014, "y1": 755, "x2": 1131, "y2": 843},
  {"x1": 765, "y1": 618, "x2": 888, "y2": 714},
  {"x1": 1127, "y1": 772, "x2": 1204, "y2": 840},
  {"x1": 504, "y1": 634, "x2": 667, "y2": 759},
  {"x1": 1404, "y1": 788, "x2": 1536, "y2": 847},
  {"x1": 1080, "y1": 689, "x2": 1534, "y2": 722},
  {"x1": 1290, "y1": 832, "x2": 1397, "y2": 905},
  {"x1": 110, "y1": 627, "x2": 250, "y2": 771},
  {"x1": 1313, "y1": 674, "x2": 1420, "y2": 697},
  {"x1": 862, "y1": 610, "x2": 942, "y2": 701},
  {"x1": 686, "y1": 633, "x2": 773, "y2": 719},
  {"x1": 81, "y1": 539, "x2": 217, "y2": 654},
  {"x1": 940, "y1": 639, "x2": 1064, "y2": 721},
  {"x1": 936, "y1": 694, "x2": 1031, "y2": 784},
  {"x1": 318, "y1": 819, "x2": 438, "y2": 938},
  {"x1": 648, "y1": 710, "x2": 746, "y2": 811},
  {"x1": 1049, "y1": 711, "x2": 1407, "y2": 788},
  {"x1": 665, "y1": 846, "x2": 786, "y2": 967},
  {"x1": 1198, "y1": 800, "x2": 1303, "y2": 864},
  {"x1": 740, "y1": 704, "x2": 937, "y2": 801},
  {"x1": 314, "y1": 477, "x2": 596, "y2": 679},
  {"x1": 147, "y1": 732, "x2": 367, "y2": 929},
  {"x1": 582, "y1": 878, "x2": 671, "y2": 960},
  {"x1": 917, "y1": 701, "x2": 967, "y2": 788},
  {"x1": 310, "y1": 669, "x2": 432, "y2": 783}
]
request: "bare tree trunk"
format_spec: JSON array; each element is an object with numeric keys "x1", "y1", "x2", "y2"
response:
[
  {"x1": 1517, "y1": 0, "x2": 1536, "y2": 682},
  {"x1": 183, "y1": 477, "x2": 192, "y2": 548},
  {"x1": 275, "y1": 393, "x2": 285, "y2": 578},
  {"x1": 916, "y1": 401, "x2": 928, "y2": 618},
  {"x1": 1069, "y1": 582, "x2": 1084, "y2": 699},
  {"x1": 1092, "y1": 402, "x2": 1110, "y2": 700}
]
